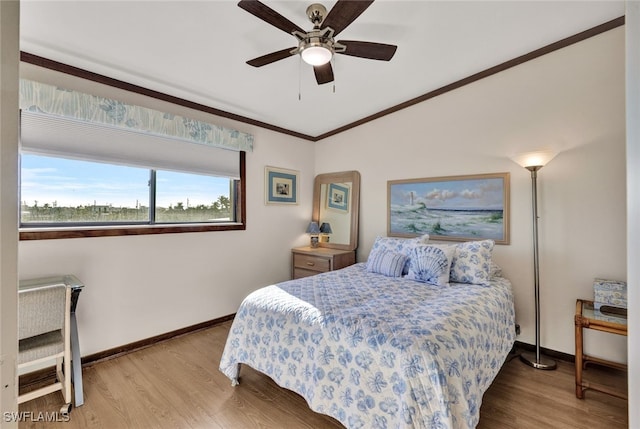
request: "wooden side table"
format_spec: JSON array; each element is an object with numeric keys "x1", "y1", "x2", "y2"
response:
[
  {"x1": 291, "y1": 246, "x2": 356, "y2": 279},
  {"x1": 574, "y1": 299, "x2": 627, "y2": 399}
]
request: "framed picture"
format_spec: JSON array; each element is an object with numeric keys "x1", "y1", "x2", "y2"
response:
[
  {"x1": 326, "y1": 182, "x2": 350, "y2": 212},
  {"x1": 265, "y1": 166, "x2": 299, "y2": 205},
  {"x1": 387, "y1": 172, "x2": 510, "y2": 244}
]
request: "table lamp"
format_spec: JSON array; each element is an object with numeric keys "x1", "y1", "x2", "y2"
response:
[
  {"x1": 320, "y1": 222, "x2": 332, "y2": 243},
  {"x1": 306, "y1": 221, "x2": 321, "y2": 248}
]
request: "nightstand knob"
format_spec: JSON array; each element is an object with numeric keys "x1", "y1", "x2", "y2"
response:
[{"x1": 306, "y1": 262, "x2": 315, "y2": 266}]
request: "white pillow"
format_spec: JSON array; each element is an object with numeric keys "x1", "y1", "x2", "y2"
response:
[
  {"x1": 406, "y1": 245, "x2": 455, "y2": 287},
  {"x1": 366, "y1": 250, "x2": 407, "y2": 278},
  {"x1": 449, "y1": 240, "x2": 495, "y2": 286},
  {"x1": 369, "y1": 235, "x2": 430, "y2": 274}
]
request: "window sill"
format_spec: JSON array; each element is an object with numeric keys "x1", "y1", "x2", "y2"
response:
[{"x1": 19, "y1": 222, "x2": 245, "y2": 240}]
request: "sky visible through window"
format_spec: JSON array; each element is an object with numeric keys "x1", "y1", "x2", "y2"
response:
[{"x1": 21, "y1": 154, "x2": 230, "y2": 209}]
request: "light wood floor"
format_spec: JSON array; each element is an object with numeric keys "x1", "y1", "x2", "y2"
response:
[{"x1": 18, "y1": 321, "x2": 628, "y2": 428}]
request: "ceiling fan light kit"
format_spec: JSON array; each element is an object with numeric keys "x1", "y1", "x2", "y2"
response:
[
  {"x1": 300, "y1": 44, "x2": 332, "y2": 66},
  {"x1": 238, "y1": 0, "x2": 397, "y2": 85},
  {"x1": 294, "y1": 27, "x2": 346, "y2": 66}
]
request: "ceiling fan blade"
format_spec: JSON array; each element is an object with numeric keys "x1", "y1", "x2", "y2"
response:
[
  {"x1": 238, "y1": 0, "x2": 305, "y2": 35},
  {"x1": 314, "y1": 63, "x2": 334, "y2": 85},
  {"x1": 322, "y1": 0, "x2": 374, "y2": 36},
  {"x1": 246, "y1": 47, "x2": 296, "y2": 67},
  {"x1": 337, "y1": 40, "x2": 397, "y2": 61}
]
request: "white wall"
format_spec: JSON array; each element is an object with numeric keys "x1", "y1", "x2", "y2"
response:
[
  {"x1": 17, "y1": 65, "x2": 315, "y2": 356},
  {"x1": 0, "y1": 1, "x2": 20, "y2": 424},
  {"x1": 626, "y1": 1, "x2": 639, "y2": 426},
  {"x1": 316, "y1": 28, "x2": 627, "y2": 361}
]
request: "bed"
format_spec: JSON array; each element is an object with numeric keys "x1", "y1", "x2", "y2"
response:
[{"x1": 219, "y1": 237, "x2": 515, "y2": 429}]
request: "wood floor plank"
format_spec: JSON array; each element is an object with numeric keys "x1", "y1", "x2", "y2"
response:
[
  {"x1": 477, "y1": 355, "x2": 628, "y2": 429},
  {"x1": 129, "y1": 349, "x2": 222, "y2": 428},
  {"x1": 18, "y1": 321, "x2": 628, "y2": 428}
]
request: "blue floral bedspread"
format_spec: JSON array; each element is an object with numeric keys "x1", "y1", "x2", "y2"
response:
[{"x1": 219, "y1": 263, "x2": 515, "y2": 429}]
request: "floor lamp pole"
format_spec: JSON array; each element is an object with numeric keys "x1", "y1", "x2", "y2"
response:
[{"x1": 520, "y1": 165, "x2": 557, "y2": 370}]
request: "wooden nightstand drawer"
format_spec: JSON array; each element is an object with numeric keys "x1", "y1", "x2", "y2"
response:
[
  {"x1": 293, "y1": 254, "x2": 330, "y2": 272},
  {"x1": 293, "y1": 268, "x2": 322, "y2": 279},
  {"x1": 291, "y1": 247, "x2": 356, "y2": 279}
]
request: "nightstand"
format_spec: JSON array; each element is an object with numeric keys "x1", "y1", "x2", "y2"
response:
[
  {"x1": 291, "y1": 247, "x2": 356, "y2": 279},
  {"x1": 574, "y1": 299, "x2": 627, "y2": 399}
]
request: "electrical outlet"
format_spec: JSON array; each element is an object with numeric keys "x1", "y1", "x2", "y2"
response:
[{"x1": 515, "y1": 324, "x2": 521, "y2": 335}]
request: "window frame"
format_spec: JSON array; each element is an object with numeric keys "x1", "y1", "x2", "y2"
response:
[{"x1": 19, "y1": 151, "x2": 246, "y2": 240}]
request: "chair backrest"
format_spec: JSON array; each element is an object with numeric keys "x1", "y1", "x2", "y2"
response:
[{"x1": 18, "y1": 284, "x2": 67, "y2": 340}]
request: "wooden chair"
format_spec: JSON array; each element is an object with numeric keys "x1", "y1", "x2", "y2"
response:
[{"x1": 18, "y1": 283, "x2": 72, "y2": 413}]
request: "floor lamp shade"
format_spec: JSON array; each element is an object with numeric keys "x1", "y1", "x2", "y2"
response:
[
  {"x1": 515, "y1": 151, "x2": 558, "y2": 370},
  {"x1": 511, "y1": 150, "x2": 557, "y2": 169}
]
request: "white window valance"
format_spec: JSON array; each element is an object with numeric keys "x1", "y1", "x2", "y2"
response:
[{"x1": 19, "y1": 79, "x2": 254, "y2": 153}]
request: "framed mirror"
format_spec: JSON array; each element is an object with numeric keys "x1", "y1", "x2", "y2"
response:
[{"x1": 312, "y1": 171, "x2": 360, "y2": 251}]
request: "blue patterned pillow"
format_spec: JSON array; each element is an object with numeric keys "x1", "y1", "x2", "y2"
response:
[
  {"x1": 369, "y1": 235, "x2": 430, "y2": 274},
  {"x1": 449, "y1": 240, "x2": 495, "y2": 286},
  {"x1": 406, "y1": 245, "x2": 455, "y2": 287},
  {"x1": 366, "y1": 250, "x2": 407, "y2": 277}
]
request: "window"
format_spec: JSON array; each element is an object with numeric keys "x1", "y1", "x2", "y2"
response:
[
  {"x1": 155, "y1": 170, "x2": 235, "y2": 223},
  {"x1": 19, "y1": 111, "x2": 246, "y2": 240},
  {"x1": 21, "y1": 155, "x2": 150, "y2": 225},
  {"x1": 20, "y1": 153, "x2": 238, "y2": 227}
]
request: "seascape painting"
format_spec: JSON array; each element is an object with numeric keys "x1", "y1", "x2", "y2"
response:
[{"x1": 388, "y1": 173, "x2": 510, "y2": 244}]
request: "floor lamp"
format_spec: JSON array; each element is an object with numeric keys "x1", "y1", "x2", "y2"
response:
[{"x1": 513, "y1": 150, "x2": 557, "y2": 370}]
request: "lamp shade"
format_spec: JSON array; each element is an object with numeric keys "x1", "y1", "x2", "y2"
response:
[
  {"x1": 320, "y1": 223, "x2": 332, "y2": 234},
  {"x1": 306, "y1": 221, "x2": 321, "y2": 234},
  {"x1": 511, "y1": 150, "x2": 557, "y2": 168}
]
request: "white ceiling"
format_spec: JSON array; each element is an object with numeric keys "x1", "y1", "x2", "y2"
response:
[{"x1": 20, "y1": 1, "x2": 625, "y2": 139}]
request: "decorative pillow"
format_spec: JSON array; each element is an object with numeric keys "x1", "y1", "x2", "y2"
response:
[
  {"x1": 406, "y1": 245, "x2": 455, "y2": 287},
  {"x1": 369, "y1": 235, "x2": 430, "y2": 274},
  {"x1": 449, "y1": 240, "x2": 495, "y2": 286},
  {"x1": 366, "y1": 250, "x2": 408, "y2": 278}
]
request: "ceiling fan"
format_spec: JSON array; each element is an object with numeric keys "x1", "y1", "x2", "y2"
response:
[{"x1": 238, "y1": 0, "x2": 397, "y2": 85}]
